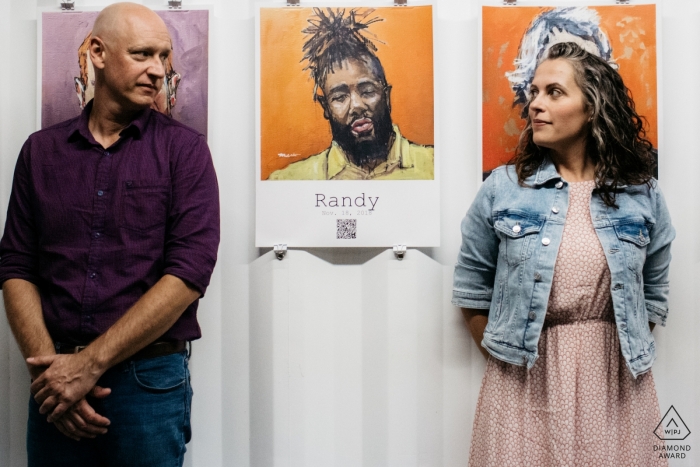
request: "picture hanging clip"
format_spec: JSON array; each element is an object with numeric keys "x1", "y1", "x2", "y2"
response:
[
  {"x1": 286, "y1": 0, "x2": 300, "y2": 6},
  {"x1": 394, "y1": 0, "x2": 407, "y2": 6},
  {"x1": 503, "y1": 0, "x2": 517, "y2": 5},
  {"x1": 274, "y1": 244, "x2": 288, "y2": 261},
  {"x1": 168, "y1": 0, "x2": 182, "y2": 9},
  {"x1": 60, "y1": 1, "x2": 75, "y2": 10},
  {"x1": 393, "y1": 244, "x2": 407, "y2": 261},
  {"x1": 615, "y1": 0, "x2": 630, "y2": 3}
]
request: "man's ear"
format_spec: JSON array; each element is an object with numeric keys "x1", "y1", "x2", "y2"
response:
[
  {"x1": 89, "y1": 36, "x2": 106, "y2": 70},
  {"x1": 384, "y1": 85, "x2": 392, "y2": 113},
  {"x1": 316, "y1": 94, "x2": 330, "y2": 120}
]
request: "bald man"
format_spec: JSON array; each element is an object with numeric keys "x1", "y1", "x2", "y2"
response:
[{"x1": 0, "y1": 3, "x2": 219, "y2": 465}]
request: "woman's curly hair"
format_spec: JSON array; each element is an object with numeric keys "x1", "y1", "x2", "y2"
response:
[{"x1": 512, "y1": 42, "x2": 656, "y2": 207}]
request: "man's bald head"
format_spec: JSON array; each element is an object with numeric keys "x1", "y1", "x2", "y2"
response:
[
  {"x1": 92, "y1": 2, "x2": 169, "y2": 47},
  {"x1": 88, "y1": 2, "x2": 174, "y2": 115}
]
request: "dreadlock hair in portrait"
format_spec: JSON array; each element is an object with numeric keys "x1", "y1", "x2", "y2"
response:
[
  {"x1": 302, "y1": 8, "x2": 387, "y2": 99},
  {"x1": 512, "y1": 42, "x2": 656, "y2": 208}
]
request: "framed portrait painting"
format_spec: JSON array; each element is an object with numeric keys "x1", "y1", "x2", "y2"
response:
[{"x1": 256, "y1": 4, "x2": 438, "y2": 247}]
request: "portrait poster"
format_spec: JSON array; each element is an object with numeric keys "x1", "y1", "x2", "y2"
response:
[
  {"x1": 256, "y1": 4, "x2": 438, "y2": 247},
  {"x1": 481, "y1": 3, "x2": 659, "y2": 179},
  {"x1": 39, "y1": 8, "x2": 209, "y2": 138}
]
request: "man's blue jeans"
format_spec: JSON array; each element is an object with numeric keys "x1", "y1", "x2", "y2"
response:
[{"x1": 27, "y1": 350, "x2": 192, "y2": 467}]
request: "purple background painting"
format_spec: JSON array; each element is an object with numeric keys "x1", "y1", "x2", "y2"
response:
[{"x1": 41, "y1": 9, "x2": 209, "y2": 137}]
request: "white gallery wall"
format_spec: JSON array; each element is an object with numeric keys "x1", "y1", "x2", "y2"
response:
[{"x1": 0, "y1": 0, "x2": 698, "y2": 466}]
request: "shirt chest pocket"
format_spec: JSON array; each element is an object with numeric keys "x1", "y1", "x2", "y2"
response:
[
  {"x1": 613, "y1": 221, "x2": 650, "y2": 274},
  {"x1": 120, "y1": 178, "x2": 171, "y2": 232},
  {"x1": 494, "y1": 211, "x2": 545, "y2": 266}
]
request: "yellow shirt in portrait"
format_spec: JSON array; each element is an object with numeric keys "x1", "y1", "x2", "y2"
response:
[{"x1": 268, "y1": 125, "x2": 433, "y2": 180}]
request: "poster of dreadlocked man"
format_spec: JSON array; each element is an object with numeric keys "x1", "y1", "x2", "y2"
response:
[{"x1": 262, "y1": 7, "x2": 434, "y2": 181}]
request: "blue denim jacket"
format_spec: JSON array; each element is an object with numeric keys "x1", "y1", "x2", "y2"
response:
[{"x1": 452, "y1": 160, "x2": 675, "y2": 378}]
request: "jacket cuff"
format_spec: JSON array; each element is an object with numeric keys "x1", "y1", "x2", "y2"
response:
[
  {"x1": 646, "y1": 302, "x2": 668, "y2": 326},
  {"x1": 451, "y1": 290, "x2": 491, "y2": 309}
]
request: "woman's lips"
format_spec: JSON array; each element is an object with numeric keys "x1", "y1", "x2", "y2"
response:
[{"x1": 351, "y1": 118, "x2": 374, "y2": 135}]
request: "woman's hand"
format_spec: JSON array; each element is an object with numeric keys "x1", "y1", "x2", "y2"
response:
[{"x1": 461, "y1": 308, "x2": 491, "y2": 360}]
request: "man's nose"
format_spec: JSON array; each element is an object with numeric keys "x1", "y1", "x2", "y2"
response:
[
  {"x1": 349, "y1": 90, "x2": 367, "y2": 114},
  {"x1": 148, "y1": 57, "x2": 166, "y2": 79}
]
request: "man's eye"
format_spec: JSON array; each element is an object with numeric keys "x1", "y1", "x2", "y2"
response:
[
  {"x1": 331, "y1": 94, "x2": 347, "y2": 103},
  {"x1": 361, "y1": 90, "x2": 377, "y2": 98}
]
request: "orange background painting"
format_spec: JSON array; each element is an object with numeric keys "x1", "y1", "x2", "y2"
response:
[
  {"x1": 260, "y1": 6, "x2": 434, "y2": 180},
  {"x1": 482, "y1": 5, "x2": 657, "y2": 174}
]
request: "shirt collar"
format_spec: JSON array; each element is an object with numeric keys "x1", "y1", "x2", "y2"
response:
[
  {"x1": 67, "y1": 99, "x2": 150, "y2": 144},
  {"x1": 327, "y1": 125, "x2": 411, "y2": 179}
]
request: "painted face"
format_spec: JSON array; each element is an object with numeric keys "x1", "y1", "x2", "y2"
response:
[
  {"x1": 321, "y1": 58, "x2": 391, "y2": 145},
  {"x1": 97, "y1": 14, "x2": 173, "y2": 111},
  {"x1": 528, "y1": 59, "x2": 590, "y2": 155}
]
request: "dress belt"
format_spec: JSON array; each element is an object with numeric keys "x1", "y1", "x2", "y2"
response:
[{"x1": 56, "y1": 340, "x2": 187, "y2": 361}]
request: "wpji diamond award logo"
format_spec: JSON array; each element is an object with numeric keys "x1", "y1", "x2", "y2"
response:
[{"x1": 653, "y1": 406, "x2": 691, "y2": 460}]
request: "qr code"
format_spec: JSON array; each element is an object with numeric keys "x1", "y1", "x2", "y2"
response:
[{"x1": 337, "y1": 219, "x2": 357, "y2": 239}]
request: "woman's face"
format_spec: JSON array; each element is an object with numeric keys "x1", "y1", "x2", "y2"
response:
[{"x1": 528, "y1": 59, "x2": 590, "y2": 156}]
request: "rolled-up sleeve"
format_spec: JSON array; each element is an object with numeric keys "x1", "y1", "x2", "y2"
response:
[
  {"x1": 452, "y1": 174, "x2": 500, "y2": 309},
  {"x1": 0, "y1": 140, "x2": 40, "y2": 287},
  {"x1": 163, "y1": 134, "x2": 220, "y2": 296},
  {"x1": 643, "y1": 184, "x2": 675, "y2": 326}
]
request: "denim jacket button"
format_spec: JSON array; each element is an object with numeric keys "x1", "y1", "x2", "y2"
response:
[
  {"x1": 542, "y1": 237, "x2": 551, "y2": 246},
  {"x1": 528, "y1": 311, "x2": 536, "y2": 320},
  {"x1": 534, "y1": 272, "x2": 542, "y2": 281},
  {"x1": 555, "y1": 181, "x2": 564, "y2": 189},
  {"x1": 551, "y1": 207, "x2": 559, "y2": 214},
  {"x1": 512, "y1": 225, "x2": 522, "y2": 233}
]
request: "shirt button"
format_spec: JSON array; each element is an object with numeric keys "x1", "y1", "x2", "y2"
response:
[
  {"x1": 93, "y1": 232, "x2": 101, "y2": 239},
  {"x1": 512, "y1": 225, "x2": 522, "y2": 234},
  {"x1": 555, "y1": 181, "x2": 564, "y2": 189},
  {"x1": 528, "y1": 311, "x2": 536, "y2": 320},
  {"x1": 104, "y1": 151, "x2": 110, "y2": 156},
  {"x1": 534, "y1": 272, "x2": 542, "y2": 281},
  {"x1": 89, "y1": 272, "x2": 97, "y2": 279},
  {"x1": 542, "y1": 237, "x2": 551, "y2": 246},
  {"x1": 97, "y1": 190, "x2": 104, "y2": 196},
  {"x1": 551, "y1": 207, "x2": 559, "y2": 214}
]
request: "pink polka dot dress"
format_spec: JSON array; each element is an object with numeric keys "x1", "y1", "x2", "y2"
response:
[{"x1": 469, "y1": 181, "x2": 667, "y2": 467}]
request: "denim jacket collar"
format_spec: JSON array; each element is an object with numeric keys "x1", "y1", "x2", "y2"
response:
[
  {"x1": 531, "y1": 157, "x2": 631, "y2": 189},
  {"x1": 532, "y1": 158, "x2": 562, "y2": 186}
]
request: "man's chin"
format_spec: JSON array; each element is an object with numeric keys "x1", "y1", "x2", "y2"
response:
[{"x1": 351, "y1": 133, "x2": 377, "y2": 144}]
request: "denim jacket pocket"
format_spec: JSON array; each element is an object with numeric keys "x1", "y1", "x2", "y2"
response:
[
  {"x1": 494, "y1": 210, "x2": 545, "y2": 266},
  {"x1": 613, "y1": 220, "x2": 650, "y2": 274}
]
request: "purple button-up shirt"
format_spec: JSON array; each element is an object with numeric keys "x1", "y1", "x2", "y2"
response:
[{"x1": 0, "y1": 103, "x2": 219, "y2": 344}]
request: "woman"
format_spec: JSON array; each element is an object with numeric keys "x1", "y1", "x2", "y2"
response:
[{"x1": 453, "y1": 42, "x2": 674, "y2": 466}]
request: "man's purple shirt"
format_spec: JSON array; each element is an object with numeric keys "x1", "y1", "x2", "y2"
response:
[{"x1": 0, "y1": 102, "x2": 220, "y2": 344}]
